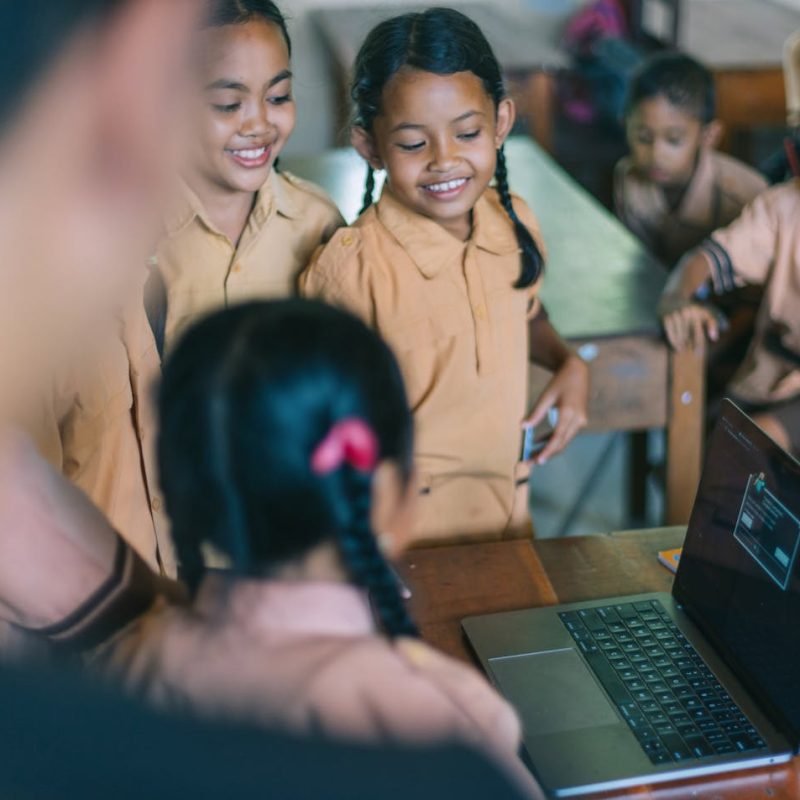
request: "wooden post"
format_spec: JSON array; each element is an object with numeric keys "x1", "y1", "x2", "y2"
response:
[{"x1": 665, "y1": 345, "x2": 706, "y2": 524}]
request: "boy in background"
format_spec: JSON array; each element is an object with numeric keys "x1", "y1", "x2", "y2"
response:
[
  {"x1": 615, "y1": 52, "x2": 766, "y2": 266},
  {"x1": 659, "y1": 179, "x2": 800, "y2": 455},
  {"x1": 616, "y1": 52, "x2": 768, "y2": 394}
]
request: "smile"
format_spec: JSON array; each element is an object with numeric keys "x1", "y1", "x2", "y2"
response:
[
  {"x1": 226, "y1": 146, "x2": 271, "y2": 168},
  {"x1": 422, "y1": 177, "x2": 470, "y2": 198}
]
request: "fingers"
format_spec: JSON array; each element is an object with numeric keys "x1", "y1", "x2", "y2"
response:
[
  {"x1": 662, "y1": 305, "x2": 719, "y2": 351},
  {"x1": 535, "y1": 406, "x2": 586, "y2": 464},
  {"x1": 523, "y1": 390, "x2": 556, "y2": 430}
]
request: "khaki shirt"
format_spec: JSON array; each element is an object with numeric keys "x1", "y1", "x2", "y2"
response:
[
  {"x1": 28, "y1": 282, "x2": 175, "y2": 576},
  {"x1": 157, "y1": 169, "x2": 343, "y2": 349},
  {"x1": 614, "y1": 149, "x2": 767, "y2": 266},
  {"x1": 300, "y1": 188, "x2": 542, "y2": 545},
  {"x1": 700, "y1": 179, "x2": 800, "y2": 405}
]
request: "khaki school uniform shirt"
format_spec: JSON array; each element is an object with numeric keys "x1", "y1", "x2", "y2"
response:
[
  {"x1": 157, "y1": 169, "x2": 343, "y2": 349},
  {"x1": 27, "y1": 279, "x2": 175, "y2": 577},
  {"x1": 102, "y1": 579, "x2": 542, "y2": 798},
  {"x1": 614, "y1": 148, "x2": 767, "y2": 266},
  {"x1": 300, "y1": 188, "x2": 543, "y2": 545},
  {"x1": 699, "y1": 179, "x2": 800, "y2": 405}
]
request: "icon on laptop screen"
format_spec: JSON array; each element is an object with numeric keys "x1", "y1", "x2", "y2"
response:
[{"x1": 733, "y1": 471, "x2": 800, "y2": 591}]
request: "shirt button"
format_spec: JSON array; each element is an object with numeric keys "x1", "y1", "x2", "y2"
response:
[
  {"x1": 151, "y1": 497, "x2": 162, "y2": 513},
  {"x1": 231, "y1": 262, "x2": 242, "y2": 274},
  {"x1": 474, "y1": 306, "x2": 486, "y2": 320},
  {"x1": 341, "y1": 234, "x2": 354, "y2": 247}
]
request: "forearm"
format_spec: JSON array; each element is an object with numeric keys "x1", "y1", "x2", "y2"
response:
[
  {"x1": 661, "y1": 250, "x2": 713, "y2": 307},
  {"x1": 528, "y1": 315, "x2": 575, "y2": 372}
]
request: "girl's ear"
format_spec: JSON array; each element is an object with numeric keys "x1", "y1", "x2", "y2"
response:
[
  {"x1": 702, "y1": 119, "x2": 724, "y2": 150},
  {"x1": 351, "y1": 126, "x2": 384, "y2": 171},
  {"x1": 494, "y1": 98, "x2": 516, "y2": 148}
]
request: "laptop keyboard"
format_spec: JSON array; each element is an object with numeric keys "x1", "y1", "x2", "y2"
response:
[{"x1": 559, "y1": 600, "x2": 767, "y2": 765}]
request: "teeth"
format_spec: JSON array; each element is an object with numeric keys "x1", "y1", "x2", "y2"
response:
[
  {"x1": 426, "y1": 178, "x2": 467, "y2": 193},
  {"x1": 231, "y1": 147, "x2": 266, "y2": 159}
]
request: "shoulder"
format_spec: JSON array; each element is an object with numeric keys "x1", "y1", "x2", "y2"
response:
[
  {"x1": 730, "y1": 179, "x2": 800, "y2": 227},
  {"x1": 299, "y1": 213, "x2": 383, "y2": 308},
  {"x1": 711, "y1": 151, "x2": 768, "y2": 204},
  {"x1": 308, "y1": 636, "x2": 521, "y2": 748},
  {"x1": 276, "y1": 170, "x2": 345, "y2": 225}
]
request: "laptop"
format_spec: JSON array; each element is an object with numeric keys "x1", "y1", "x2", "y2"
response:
[{"x1": 462, "y1": 400, "x2": 799, "y2": 796}]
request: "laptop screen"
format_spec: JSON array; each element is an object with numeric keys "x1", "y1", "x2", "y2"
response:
[{"x1": 674, "y1": 400, "x2": 800, "y2": 746}]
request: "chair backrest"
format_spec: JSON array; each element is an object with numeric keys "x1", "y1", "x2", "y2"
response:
[{"x1": 785, "y1": 29, "x2": 800, "y2": 127}]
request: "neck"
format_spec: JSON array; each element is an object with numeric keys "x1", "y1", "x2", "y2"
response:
[{"x1": 271, "y1": 541, "x2": 350, "y2": 584}]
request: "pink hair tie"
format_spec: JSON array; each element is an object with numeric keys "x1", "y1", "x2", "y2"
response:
[{"x1": 311, "y1": 418, "x2": 379, "y2": 475}]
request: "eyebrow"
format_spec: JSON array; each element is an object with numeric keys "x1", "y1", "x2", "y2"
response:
[
  {"x1": 389, "y1": 110, "x2": 484, "y2": 133},
  {"x1": 205, "y1": 69, "x2": 293, "y2": 92}
]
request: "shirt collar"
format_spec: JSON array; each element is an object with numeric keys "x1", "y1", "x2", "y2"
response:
[
  {"x1": 196, "y1": 577, "x2": 377, "y2": 639},
  {"x1": 374, "y1": 186, "x2": 520, "y2": 278},
  {"x1": 164, "y1": 169, "x2": 300, "y2": 238}
]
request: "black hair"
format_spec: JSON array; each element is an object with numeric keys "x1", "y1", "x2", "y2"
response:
[
  {"x1": 625, "y1": 52, "x2": 715, "y2": 124},
  {"x1": 0, "y1": 0, "x2": 127, "y2": 130},
  {"x1": 351, "y1": 7, "x2": 543, "y2": 289},
  {"x1": 206, "y1": 0, "x2": 291, "y2": 56},
  {"x1": 158, "y1": 299, "x2": 418, "y2": 639}
]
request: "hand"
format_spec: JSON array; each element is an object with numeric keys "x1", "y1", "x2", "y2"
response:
[
  {"x1": 659, "y1": 296, "x2": 720, "y2": 351},
  {"x1": 523, "y1": 355, "x2": 589, "y2": 465}
]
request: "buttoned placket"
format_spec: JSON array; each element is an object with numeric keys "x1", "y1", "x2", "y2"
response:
[{"x1": 462, "y1": 241, "x2": 494, "y2": 375}]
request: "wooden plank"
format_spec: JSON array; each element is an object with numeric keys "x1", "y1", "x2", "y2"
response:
[
  {"x1": 665, "y1": 346, "x2": 706, "y2": 525},
  {"x1": 531, "y1": 335, "x2": 669, "y2": 431},
  {"x1": 397, "y1": 539, "x2": 557, "y2": 663},
  {"x1": 715, "y1": 68, "x2": 787, "y2": 153}
]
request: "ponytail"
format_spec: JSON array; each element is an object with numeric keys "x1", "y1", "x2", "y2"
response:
[
  {"x1": 337, "y1": 471, "x2": 418, "y2": 638},
  {"x1": 495, "y1": 146, "x2": 544, "y2": 289},
  {"x1": 360, "y1": 166, "x2": 376, "y2": 215}
]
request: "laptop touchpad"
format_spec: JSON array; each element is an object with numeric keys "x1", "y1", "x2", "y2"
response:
[{"x1": 489, "y1": 648, "x2": 618, "y2": 734}]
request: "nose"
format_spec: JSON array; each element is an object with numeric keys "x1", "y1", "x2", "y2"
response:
[
  {"x1": 429, "y1": 137, "x2": 459, "y2": 173},
  {"x1": 239, "y1": 100, "x2": 273, "y2": 139}
]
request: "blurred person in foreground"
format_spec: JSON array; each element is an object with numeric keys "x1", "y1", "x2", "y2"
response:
[{"x1": 0, "y1": 0, "x2": 197, "y2": 649}]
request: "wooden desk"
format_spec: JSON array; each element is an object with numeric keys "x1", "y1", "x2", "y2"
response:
[
  {"x1": 284, "y1": 138, "x2": 705, "y2": 524},
  {"x1": 310, "y1": 3, "x2": 569, "y2": 152},
  {"x1": 399, "y1": 528, "x2": 800, "y2": 798},
  {"x1": 680, "y1": 0, "x2": 796, "y2": 154}
]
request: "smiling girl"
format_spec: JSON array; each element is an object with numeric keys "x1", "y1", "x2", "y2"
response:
[
  {"x1": 301, "y1": 9, "x2": 589, "y2": 545},
  {"x1": 155, "y1": 0, "x2": 343, "y2": 348}
]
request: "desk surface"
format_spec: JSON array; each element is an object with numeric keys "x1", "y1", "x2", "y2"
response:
[
  {"x1": 311, "y1": 3, "x2": 569, "y2": 75},
  {"x1": 399, "y1": 528, "x2": 800, "y2": 799},
  {"x1": 681, "y1": 0, "x2": 799, "y2": 70},
  {"x1": 284, "y1": 137, "x2": 667, "y2": 340}
]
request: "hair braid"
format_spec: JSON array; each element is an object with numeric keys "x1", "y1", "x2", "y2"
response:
[
  {"x1": 494, "y1": 145, "x2": 544, "y2": 289},
  {"x1": 337, "y1": 471, "x2": 418, "y2": 638},
  {"x1": 360, "y1": 166, "x2": 376, "y2": 215}
]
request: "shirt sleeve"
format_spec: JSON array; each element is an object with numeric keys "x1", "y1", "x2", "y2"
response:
[
  {"x1": 298, "y1": 229, "x2": 376, "y2": 326},
  {"x1": 700, "y1": 188, "x2": 779, "y2": 293}
]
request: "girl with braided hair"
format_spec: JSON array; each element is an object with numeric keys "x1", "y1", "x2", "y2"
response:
[
  {"x1": 105, "y1": 298, "x2": 541, "y2": 798},
  {"x1": 301, "y1": 7, "x2": 588, "y2": 545}
]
